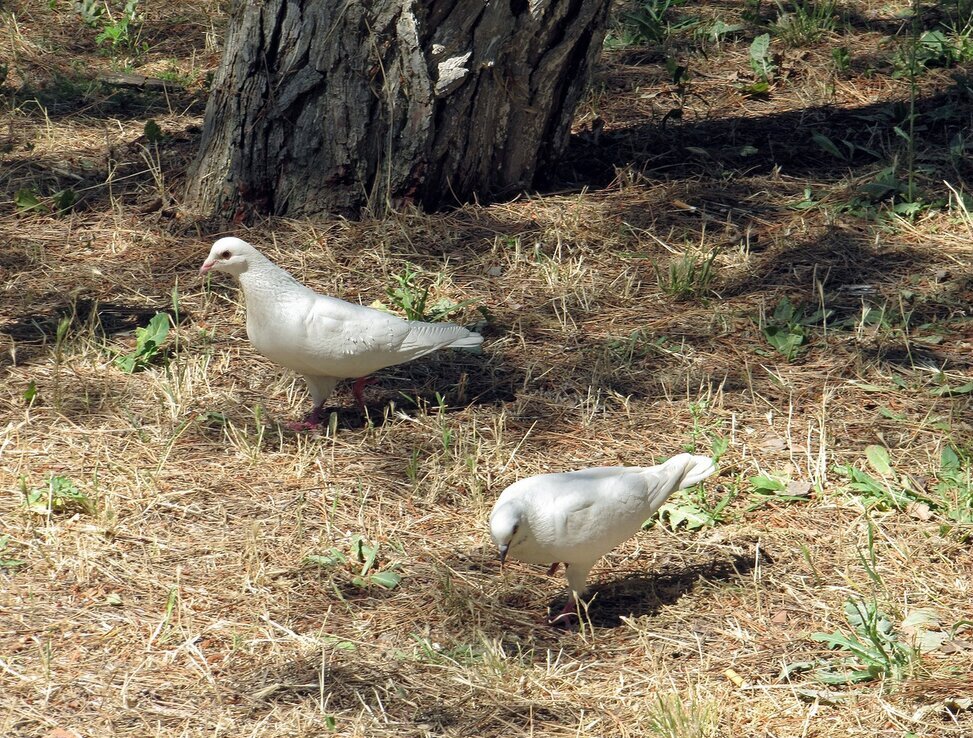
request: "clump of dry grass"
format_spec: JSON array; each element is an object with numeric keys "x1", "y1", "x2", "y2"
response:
[{"x1": 2, "y1": 1, "x2": 972, "y2": 737}]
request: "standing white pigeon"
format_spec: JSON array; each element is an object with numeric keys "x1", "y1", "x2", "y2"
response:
[
  {"x1": 490, "y1": 453, "x2": 716, "y2": 623},
  {"x1": 199, "y1": 237, "x2": 483, "y2": 429}
]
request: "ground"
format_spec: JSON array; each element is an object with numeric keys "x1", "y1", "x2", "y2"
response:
[{"x1": 1, "y1": 1, "x2": 972, "y2": 737}]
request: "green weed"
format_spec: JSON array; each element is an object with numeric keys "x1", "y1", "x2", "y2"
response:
[
  {"x1": 742, "y1": 0, "x2": 764, "y2": 25},
  {"x1": 305, "y1": 535, "x2": 403, "y2": 590},
  {"x1": 95, "y1": 0, "x2": 148, "y2": 60},
  {"x1": 610, "y1": 0, "x2": 696, "y2": 46},
  {"x1": 655, "y1": 248, "x2": 718, "y2": 299},
  {"x1": 773, "y1": 0, "x2": 838, "y2": 47},
  {"x1": 384, "y1": 265, "x2": 478, "y2": 323},
  {"x1": 114, "y1": 312, "x2": 171, "y2": 373},
  {"x1": 699, "y1": 20, "x2": 745, "y2": 44},
  {"x1": 892, "y1": 28, "x2": 973, "y2": 78},
  {"x1": 747, "y1": 473, "x2": 813, "y2": 510},
  {"x1": 656, "y1": 465, "x2": 736, "y2": 531},
  {"x1": 934, "y1": 445, "x2": 973, "y2": 529},
  {"x1": 832, "y1": 45, "x2": 851, "y2": 73},
  {"x1": 808, "y1": 599, "x2": 917, "y2": 684},
  {"x1": 745, "y1": 33, "x2": 776, "y2": 95},
  {"x1": 759, "y1": 297, "x2": 830, "y2": 360},
  {"x1": 646, "y1": 692, "x2": 718, "y2": 738},
  {"x1": 835, "y1": 444, "x2": 948, "y2": 514},
  {"x1": 14, "y1": 186, "x2": 79, "y2": 216},
  {"x1": 0, "y1": 535, "x2": 26, "y2": 569},
  {"x1": 22, "y1": 474, "x2": 96, "y2": 516}
]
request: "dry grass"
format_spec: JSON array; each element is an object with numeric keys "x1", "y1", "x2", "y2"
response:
[{"x1": 2, "y1": 1, "x2": 972, "y2": 737}]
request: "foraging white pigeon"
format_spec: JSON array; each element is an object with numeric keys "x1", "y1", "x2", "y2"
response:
[
  {"x1": 490, "y1": 453, "x2": 716, "y2": 623},
  {"x1": 200, "y1": 237, "x2": 483, "y2": 428}
]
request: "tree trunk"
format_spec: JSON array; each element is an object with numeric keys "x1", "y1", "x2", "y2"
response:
[{"x1": 185, "y1": 0, "x2": 611, "y2": 219}]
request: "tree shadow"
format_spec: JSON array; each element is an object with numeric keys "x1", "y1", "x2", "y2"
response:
[
  {"x1": 554, "y1": 77, "x2": 973, "y2": 190},
  {"x1": 0, "y1": 298, "x2": 185, "y2": 368},
  {"x1": 5, "y1": 74, "x2": 207, "y2": 121}
]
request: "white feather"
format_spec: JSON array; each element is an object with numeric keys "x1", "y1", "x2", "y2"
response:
[
  {"x1": 490, "y1": 454, "x2": 717, "y2": 597},
  {"x1": 201, "y1": 237, "x2": 483, "y2": 409}
]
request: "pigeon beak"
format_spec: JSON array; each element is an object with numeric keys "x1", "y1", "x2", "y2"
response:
[
  {"x1": 199, "y1": 259, "x2": 215, "y2": 276},
  {"x1": 498, "y1": 544, "x2": 509, "y2": 571}
]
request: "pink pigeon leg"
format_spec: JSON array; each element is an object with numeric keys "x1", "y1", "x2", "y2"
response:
[
  {"x1": 352, "y1": 376, "x2": 377, "y2": 408},
  {"x1": 546, "y1": 563, "x2": 561, "y2": 576},
  {"x1": 286, "y1": 403, "x2": 327, "y2": 431},
  {"x1": 549, "y1": 595, "x2": 578, "y2": 627}
]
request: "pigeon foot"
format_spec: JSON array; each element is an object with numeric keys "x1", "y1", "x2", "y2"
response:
[
  {"x1": 286, "y1": 404, "x2": 327, "y2": 431},
  {"x1": 352, "y1": 376, "x2": 377, "y2": 408},
  {"x1": 548, "y1": 598, "x2": 579, "y2": 628},
  {"x1": 546, "y1": 562, "x2": 562, "y2": 576}
]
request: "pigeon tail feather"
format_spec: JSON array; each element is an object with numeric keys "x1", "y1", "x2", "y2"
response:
[
  {"x1": 665, "y1": 453, "x2": 718, "y2": 489},
  {"x1": 402, "y1": 321, "x2": 483, "y2": 352}
]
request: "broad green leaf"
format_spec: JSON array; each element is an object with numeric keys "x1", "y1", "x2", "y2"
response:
[
  {"x1": 305, "y1": 549, "x2": 347, "y2": 569},
  {"x1": 15, "y1": 188, "x2": 45, "y2": 213},
  {"x1": 52, "y1": 189, "x2": 77, "y2": 213},
  {"x1": 114, "y1": 354, "x2": 136, "y2": 373},
  {"x1": 137, "y1": 313, "x2": 170, "y2": 354},
  {"x1": 368, "y1": 570, "x2": 402, "y2": 590},
  {"x1": 864, "y1": 445, "x2": 893, "y2": 477},
  {"x1": 812, "y1": 133, "x2": 844, "y2": 159},
  {"x1": 940, "y1": 446, "x2": 960, "y2": 472},
  {"x1": 750, "y1": 474, "x2": 786, "y2": 494}
]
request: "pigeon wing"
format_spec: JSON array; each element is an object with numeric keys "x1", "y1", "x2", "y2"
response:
[
  {"x1": 296, "y1": 297, "x2": 480, "y2": 378},
  {"x1": 295, "y1": 296, "x2": 414, "y2": 377}
]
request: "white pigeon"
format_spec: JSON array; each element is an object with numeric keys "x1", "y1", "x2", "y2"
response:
[
  {"x1": 199, "y1": 237, "x2": 483, "y2": 428},
  {"x1": 490, "y1": 453, "x2": 716, "y2": 623}
]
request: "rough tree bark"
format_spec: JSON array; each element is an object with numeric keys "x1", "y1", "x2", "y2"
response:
[{"x1": 185, "y1": 0, "x2": 612, "y2": 219}]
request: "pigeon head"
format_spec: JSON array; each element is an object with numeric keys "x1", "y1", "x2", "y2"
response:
[
  {"x1": 200, "y1": 237, "x2": 259, "y2": 277},
  {"x1": 490, "y1": 502, "x2": 527, "y2": 568}
]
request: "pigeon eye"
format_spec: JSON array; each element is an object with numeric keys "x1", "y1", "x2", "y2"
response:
[{"x1": 221, "y1": 250, "x2": 231, "y2": 259}]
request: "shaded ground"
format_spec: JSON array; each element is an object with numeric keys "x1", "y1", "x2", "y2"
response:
[{"x1": 1, "y1": 2, "x2": 972, "y2": 737}]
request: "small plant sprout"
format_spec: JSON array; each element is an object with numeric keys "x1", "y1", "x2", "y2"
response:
[
  {"x1": 405, "y1": 447, "x2": 422, "y2": 484},
  {"x1": 0, "y1": 535, "x2": 26, "y2": 569},
  {"x1": 759, "y1": 297, "x2": 831, "y2": 361},
  {"x1": 807, "y1": 599, "x2": 917, "y2": 684},
  {"x1": 22, "y1": 475, "x2": 95, "y2": 516},
  {"x1": 23, "y1": 380, "x2": 38, "y2": 407},
  {"x1": 745, "y1": 33, "x2": 777, "y2": 95},
  {"x1": 305, "y1": 535, "x2": 403, "y2": 590},
  {"x1": 655, "y1": 248, "x2": 718, "y2": 299},
  {"x1": 383, "y1": 264, "x2": 479, "y2": 323},
  {"x1": 114, "y1": 312, "x2": 171, "y2": 373}
]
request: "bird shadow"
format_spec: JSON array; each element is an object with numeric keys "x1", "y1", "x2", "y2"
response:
[
  {"x1": 288, "y1": 349, "x2": 522, "y2": 431},
  {"x1": 549, "y1": 551, "x2": 760, "y2": 629}
]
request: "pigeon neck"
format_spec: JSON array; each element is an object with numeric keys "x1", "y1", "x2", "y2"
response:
[{"x1": 237, "y1": 256, "x2": 302, "y2": 305}]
